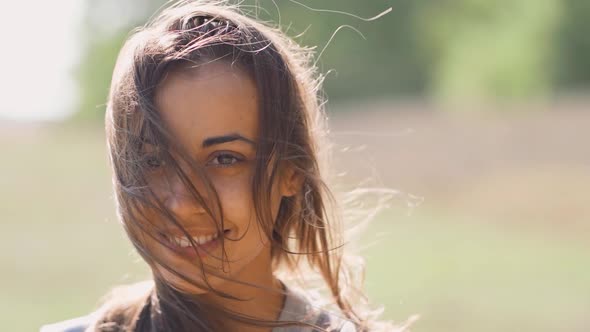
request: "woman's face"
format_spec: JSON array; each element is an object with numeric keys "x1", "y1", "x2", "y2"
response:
[{"x1": 138, "y1": 61, "x2": 295, "y2": 295}]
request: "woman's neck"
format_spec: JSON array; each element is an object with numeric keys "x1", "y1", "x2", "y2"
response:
[{"x1": 199, "y1": 249, "x2": 286, "y2": 332}]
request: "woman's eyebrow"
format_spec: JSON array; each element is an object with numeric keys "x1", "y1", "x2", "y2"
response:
[{"x1": 201, "y1": 133, "x2": 256, "y2": 148}]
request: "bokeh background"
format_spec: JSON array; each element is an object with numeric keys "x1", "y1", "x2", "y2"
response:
[{"x1": 1, "y1": 1, "x2": 589, "y2": 331}]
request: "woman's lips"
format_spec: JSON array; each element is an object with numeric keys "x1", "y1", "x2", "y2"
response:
[
  {"x1": 172, "y1": 236, "x2": 221, "y2": 259},
  {"x1": 161, "y1": 230, "x2": 229, "y2": 259}
]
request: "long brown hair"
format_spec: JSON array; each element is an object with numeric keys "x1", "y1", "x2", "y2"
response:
[{"x1": 97, "y1": 0, "x2": 393, "y2": 331}]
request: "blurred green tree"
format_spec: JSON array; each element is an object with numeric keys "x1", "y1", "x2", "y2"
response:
[
  {"x1": 73, "y1": 0, "x2": 425, "y2": 121},
  {"x1": 73, "y1": 0, "x2": 589, "y2": 120},
  {"x1": 73, "y1": 0, "x2": 163, "y2": 121},
  {"x1": 414, "y1": 0, "x2": 563, "y2": 104},
  {"x1": 554, "y1": 0, "x2": 590, "y2": 92}
]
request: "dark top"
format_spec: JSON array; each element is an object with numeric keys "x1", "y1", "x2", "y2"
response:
[{"x1": 40, "y1": 286, "x2": 356, "y2": 332}]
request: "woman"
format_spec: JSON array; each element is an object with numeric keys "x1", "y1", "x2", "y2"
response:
[{"x1": 41, "y1": 1, "x2": 399, "y2": 331}]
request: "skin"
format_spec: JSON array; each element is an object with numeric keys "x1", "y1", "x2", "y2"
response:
[{"x1": 141, "y1": 61, "x2": 300, "y2": 330}]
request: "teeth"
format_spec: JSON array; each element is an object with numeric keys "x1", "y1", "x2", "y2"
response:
[
  {"x1": 179, "y1": 237, "x2": 190, "y2": 247},
  {"x1": 168, "y1": 233, "x2": 219, "y2": 247}
]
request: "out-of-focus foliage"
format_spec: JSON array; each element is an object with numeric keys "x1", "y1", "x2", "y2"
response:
[
  {"x1": 74, "y1": 0, "x2": 590, "y2": 120},
  {"x1": 554, "y1": 0, "x2": 590, "y2": 91},
  {"x1": 414, "y1": 0, "x2": 562, "y2": 103},
  {"x1": 75, "y1": 30, "x2": 130, "y2": 121},
  {"x1": 74, "y1": 0, "x2": 163, "y2": 121}
]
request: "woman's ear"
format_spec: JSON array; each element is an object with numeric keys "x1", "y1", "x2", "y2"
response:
[{"x1": 280, "y1": 164, "x2": 304, "y2": 197}]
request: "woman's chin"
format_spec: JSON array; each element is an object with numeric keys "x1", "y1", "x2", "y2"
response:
[
  {"x1": 172, "y1": 280, "x2": 210, "y2": 295},
  {"x1": 155, "y1": 264, "x2": 230, "y2": 296}
]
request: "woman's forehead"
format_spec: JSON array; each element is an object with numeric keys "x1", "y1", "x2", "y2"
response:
[{"x1": 154, "y1": 61, "x2": 259, "y2": 150}]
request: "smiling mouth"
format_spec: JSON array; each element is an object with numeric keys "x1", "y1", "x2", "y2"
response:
[
  {"x1": 160, "y1": 229, "x2": 230, "y2": 248},
  {"x1": 158, "y1": 229, "x2": 230, "y2": 259}
]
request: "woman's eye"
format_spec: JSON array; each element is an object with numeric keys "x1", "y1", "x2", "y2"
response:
[
  {"x1": 209, "y1": 153, "x2": 240, "y2": 167},
  {"x1": 144, "y1": 154, "x2": 164, "y2": 169}
]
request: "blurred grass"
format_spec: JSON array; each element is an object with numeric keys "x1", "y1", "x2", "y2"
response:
[
  {"x1": 364, "y1": 211, "x2": 590, "y2": 332},
  {"x1": 1, "y1": 121, "x2": 589, "y2": 332}
]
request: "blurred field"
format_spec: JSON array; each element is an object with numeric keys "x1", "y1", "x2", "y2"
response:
[{"x1": 1, "y1": 101, "x2": 589, "y2": 332}]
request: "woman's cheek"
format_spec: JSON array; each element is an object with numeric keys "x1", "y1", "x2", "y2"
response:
[{"x1": 212, "y1": 170, "x2": 255, "y2": 225}]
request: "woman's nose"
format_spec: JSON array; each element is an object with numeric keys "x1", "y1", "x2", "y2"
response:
[{"x1": 162, "y1": 172, "x2": 207, "y2": 218}]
